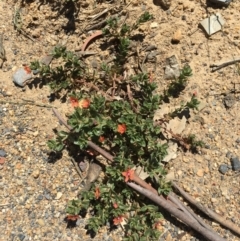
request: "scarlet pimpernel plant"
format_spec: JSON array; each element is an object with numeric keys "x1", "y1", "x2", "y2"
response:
[
  {"x1": 44, "y1": 10, "x2": 201, "y2": 240},
  {"x1": 47, "y1": 64, "x2": 200, "y2": 240}
]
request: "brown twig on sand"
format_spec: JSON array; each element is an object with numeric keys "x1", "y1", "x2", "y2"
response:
[
  {"x1": 69, "y1": 157, "x2": 83, "y2": 181},
  {"x1": 168, "y1": 192, "x2": 213, "y2": 231},
  {"x1": 210, "y1": 57, "x2": 240, "y2": 72},
  {"x1": 172, "y1": 182, "x2": 240, "y2": 236},
  {"x1": 0, "y1": 99, "x2": 52, "y2": 108},
  {"x1": 81, "y1": 31, "x2": 103, "y2": 52}
]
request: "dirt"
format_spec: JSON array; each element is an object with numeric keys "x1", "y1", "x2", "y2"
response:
[{"x1": 0, "y1": 0, "x2": 239, "y2": 240}]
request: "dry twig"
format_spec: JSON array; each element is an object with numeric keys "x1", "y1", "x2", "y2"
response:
[
  {"x1": 0, "y1": 99, "x2": 52, "y2": 108},
  {"x1": 172, "y1": 182, "x2": 240, "y2": 236},
  {"x1": 69, "y1": 157, "x2": 83, "y2": 181},
  {"x1": 128, "y1": 182, "x2": 226, "y2": 241},
  {"x1": 210, "y1": 57, "x2": 240, "y2": 72}
]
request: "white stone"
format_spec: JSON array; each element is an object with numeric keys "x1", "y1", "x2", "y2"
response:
[{"x1": 150, "y1": 22, "x2": 158, "y2": 29}]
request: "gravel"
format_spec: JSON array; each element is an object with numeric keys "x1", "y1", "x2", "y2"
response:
[
  {"x1": 219, "y1": 164, "x2": 229, "y2": 174},
  {"x1": 230, "y1": 157, "x2": 240, "y2": 171}
]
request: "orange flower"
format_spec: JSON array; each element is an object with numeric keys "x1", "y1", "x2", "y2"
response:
[
  {"x1": 113, "y1": 216, "x2": 124, "y2": 225},
  {"x1": 95, "y1": 187, "x2": 100, "y2": 199},
  {"x1": 99, "y1": 136, "x2": 105, "y2": 142},
  {"x1": 79, "y1": 99, "x2": 90, "y2": 109},
  {"x1": 24, "y1": 66, "x2": 32, "y2": 74},
  {"x1": 113, "y1": 203, "x2": 118, "y2": 209},
  {"x1": 117, "y1": 124, "x2": 126, "y2": 134},
  {"x1": 69, "y1": 97, "x2": 79, "y2": 108},
  {"x1": 122, "y1": 169, "x2": 134, "y2": 182},
  {"x1": 192, "y1": 90, "x2": 197, "y2": 96},
  {"x1": 148, "y1": 71, "x2": 154, "y2": 83},
  {"x1": 154, "y1": 220, "x2": 164, "y2": 231}
]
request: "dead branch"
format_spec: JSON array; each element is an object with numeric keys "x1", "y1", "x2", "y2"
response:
[
  {"x1": 172, "y1": 182, "x2": 240, "y2": 236},
  {"x1": 128, "y1": 182, "x2": 226, "y2": 241},
  {"x1": 210, "y1": 57, "x2": 240, "y2": 72},
  {"x1": 168, "y1": 193, "x2": 213, "y2": 231},
  {"x1": 0, "y1": 99, "x2": 52, "y2": 108}
]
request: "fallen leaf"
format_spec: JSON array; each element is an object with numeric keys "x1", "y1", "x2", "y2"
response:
[
  {"x1": 134, "y1": 166, "x2": 149, "y2": 180},
  {"x1": 162, "y1": 116, "x2": 186, "y2": 139},
  {"x1": 153, "y1": 104, "x2": 172, "y2": 121},
  {"x1": 163, "y1": 141, "x2": 178, "y2": 162},
  {"x1": 165, "y1": 171, "x2": 175, "y2": 181}
]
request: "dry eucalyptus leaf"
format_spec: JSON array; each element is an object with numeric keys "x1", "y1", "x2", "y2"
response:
[
  {"x1": 163, "y1": 141, "x2": 178, "y2": 162},
  {"x1": 113, "y1": 96, "x2": 123, "y2": 101},
  {"x1": 79, "y1": 161, "x2": 88, "y2": 172},
  {"x1": 165, "y1": 171, "x2": 175, "y2": 181},
  {"x1": 120, "y1": 217, "x2": 127, "y2": 229},
  {"x1": 133, "y1": 166, "x2": 149, "y2": 180},
  {"x1": 153, "y1": 104, "x2": 171, "y2": 121},
  {"x1": 162, "y1": 116, "x2": 186, "y2": 139}
]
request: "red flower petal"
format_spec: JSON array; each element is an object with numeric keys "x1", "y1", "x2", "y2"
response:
[
  {"x1": 69, "y1": 97, "x2": 79, "y2": 108},
  {"x1": 99, "y1": 136, "x2": 105, "y2": 142},
  {"x1": 113, "y1": 216, "x2": 123, "y2": 225},
  {"x1": 122, "y1": 169, "x2": 134, "y2": 182},
  {"x1": 113, "y1": 203, "x2": 118, "y2": 209},
  {"x1": 117, "y1": 124, "x2": 126, "y2": 134},
  {"x1": 95, "y1": 187, "x2": 100, "y2": 199},
  {"x1": 24, "y1": 66, "x2": 32, "y2": 74},
  {"x1": 79, "y1": 99, "x2": 90, "y2": 109}
]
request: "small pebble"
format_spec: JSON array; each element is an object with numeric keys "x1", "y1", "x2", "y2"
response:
[
  {"x1": 37, "y1": 219, "x2": 45, "y2": 226},
  {"x1": 0, "y1": 157, "x2": 5, "y2": 165},
  {"x1": 219, "y1": 164, "x2": 229, "y2": 174},
  {"x1": 172, "y1": 29, "x2": 182, "y2": 43},
  {"x1": 211, "y1": 197, "x2": 217, "y2": 203},
  {"x1": 13, "y1": 67, "x2": 33, "y2": 87},
  {"x1": 150, "y1": 22, "x2": 158, "y2": 28},
  {"x1": 37, "y1": 195, "x2": 43, "y2": 200},
  {"x1": 55, "y1": 192, "x2": 63, "y2": 200},
  {"x1": 230, "y1": 157, "x2": 240, "y2": 171},
  {"x1": 5, "y1": 91, "x2": 12, "y2": 96},
  {"x1": 226, "y1": 151, "x2": 232, "y2": 159},
  {"x1": 196, "y1": 169, "x2": 204, "y2": 177},
  {"x1": 32, "y1": 170, "x2": 40, "y2": 178},
  {"x1": 0, "y1": 149, "x2": 6, "y2": 157},
  {"x1": 18, "y1": 234, "x2": 25, "y2": 241},
  {"x1": 44, "y1": 193, "x2": 52, "y2": 200}
]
